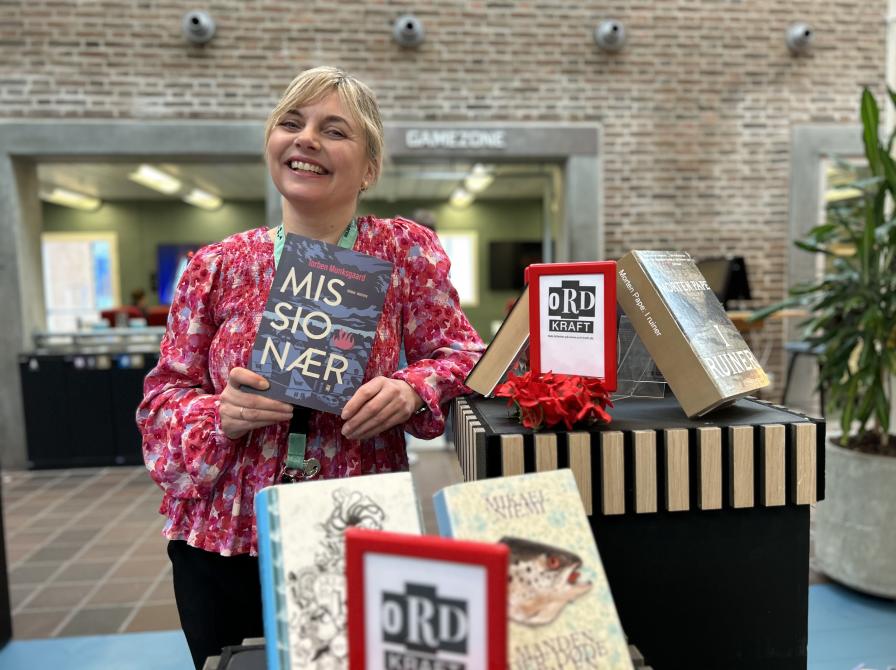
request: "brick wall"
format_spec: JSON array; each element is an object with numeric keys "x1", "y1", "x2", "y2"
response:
[{"x1": 1, "y1": 0, "x2": 888, "y2": 391}]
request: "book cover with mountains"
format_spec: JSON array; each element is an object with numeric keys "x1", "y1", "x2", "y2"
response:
[
  {"x1": 433, "y1": 469, "x2": 633, "y2": 670},
  {"x1": 256, "y1": 472, "x2": 423, "y2": 670},
  {"x1": 616, "y1": 250, "x2": 768, "y2": 417},
  {"x1": 249, "y1": 232, "x2": 393, "y2": 414}
]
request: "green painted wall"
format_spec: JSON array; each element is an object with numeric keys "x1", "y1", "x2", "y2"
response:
[{"x1": 42, "y1": 197, "x2": 544, "y2": 338}]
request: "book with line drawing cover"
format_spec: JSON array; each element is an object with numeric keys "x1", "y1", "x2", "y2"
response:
[
  {"x1": 248, "y1": 232, "x2": 393, "y2": 414},
  {"x1": 256, "y1": 472, "x2": 423, "y2": 670}
]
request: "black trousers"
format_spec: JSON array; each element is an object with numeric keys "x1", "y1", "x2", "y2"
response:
[{"x1": 167, "y1": 540, "x2": 265, "y2": 670}]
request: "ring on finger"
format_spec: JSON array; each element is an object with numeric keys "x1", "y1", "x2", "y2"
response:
[{"x1": 240, "y1": 406, "x2": 245, "y2": 421}]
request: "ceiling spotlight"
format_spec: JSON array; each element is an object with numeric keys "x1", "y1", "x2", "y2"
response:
[
  {"x1": 128, "y1": 165, "x2": 182, "y2": 195},
  {"x1": 594, "y1": 20, "x2": 627, "y2": 53},
  {"x1": 393, "y1": 14, "x2": 425, "y2": 47},
  {"x1": 182, "y1": 11, "x2": 216, "y2": 45},
  {"x1": 450, "y1": 187, "x2": 474, "y2": 208},
  {"x1": 183, "y1": 188, "x2": 222, "y2": 210},
  {"x1": 785, "y1": 22, "x2": 813, "y2": 55},
  {"x1": 40, "y1": 187, "x2": 101, "y2": 211},
  {"x1": 464, "y1": 164, "x2": 494, "y2": 194}
]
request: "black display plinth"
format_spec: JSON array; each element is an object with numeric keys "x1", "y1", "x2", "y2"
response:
[
  {"x1": 454, "y1": 394, "x2": 825, "y2": 670},
  {"x1": 18, "y1": 352, "x2": 159, "y2": 468}
]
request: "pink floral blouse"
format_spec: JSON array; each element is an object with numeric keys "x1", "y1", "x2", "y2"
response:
[{"x1": 137, "y1": 216, "x2": 484, "y2": 556}]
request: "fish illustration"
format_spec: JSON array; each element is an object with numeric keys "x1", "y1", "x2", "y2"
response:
[{"x1": 499, "y1": 536, "x2": 592, "y2": 626}]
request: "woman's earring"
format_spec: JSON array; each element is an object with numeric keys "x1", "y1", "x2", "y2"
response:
[{"x1": 360, "y1": 181, "x2": 369, "y2": 192}]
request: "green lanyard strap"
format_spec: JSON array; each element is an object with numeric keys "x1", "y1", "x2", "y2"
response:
[{"x1": 274, "y1": 219, "x2": 358, "y2": 482}]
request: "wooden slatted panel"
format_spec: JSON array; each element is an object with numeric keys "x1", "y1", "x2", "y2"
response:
[
  {"x1": 792, "y1": 422, "x2": 818, "y2": 504},
  {"x1": 467, "y1": 416, "x2": 482, "y2": 481},
  {"x1": 567, "y1": 432, "x2": 593, "y2": 515},
  {"x1": 729, "y1": 425, "x2": 755, "y2": 508},
  {"x1": 601, "y1": 431, "x2": 625, "y2": 515},
  {"x1": 463, "y1": 402, "x2": 479, "y2": 481},
  {"x1": 633, "y1": 430, "x2": 657, "y2": 514},
  {"x1": 459, "y1": 400, "x2": 475, "y2": 481},
  {"x1": 664, "y1": 428, "x2": 690, "y2": 512},
  {"x1": 453, "y1": 399, "x2": 468, "y2": 478},
  {"x1": 534, "y1": 433, "x2": 558, "y2": 472},
  {"x1": 697, "y1": 426, "x2": 722, "y2": 510},
  {"x1": 761, "y1": 424, "x2": 786, "y2": 507},
  {"x1": 471, "y1": 425, "x2": 485, "y2": 481},
  {"x1": 500, "y1": 434, "x2": 525, "y2": 476},
  {"x1": 452, "y1": 401, "x2": 463, "y2": 476}
]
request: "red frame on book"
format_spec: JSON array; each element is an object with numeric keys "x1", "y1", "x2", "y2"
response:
[
  {"x1": 527, "y1": 261, "x2": 617, "y2": 391},
  {"x1": 345, "y1": 528, "x2": 508, "y2": 670}
]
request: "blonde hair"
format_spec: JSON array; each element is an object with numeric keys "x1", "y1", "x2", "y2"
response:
[{"x1": 265, "y1": 66, "x2": 385, "y2": 184}]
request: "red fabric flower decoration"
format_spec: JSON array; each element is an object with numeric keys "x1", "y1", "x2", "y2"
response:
[{"x1": 494, "y1": 371, "x2": 613, "y2": 430}]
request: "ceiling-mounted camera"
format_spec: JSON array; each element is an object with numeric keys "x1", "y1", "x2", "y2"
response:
[
  {"x1": 785, "y1": 22, "x2": 813, "y2": 55},
  {"x1": 393, "y1": 15, "x2": 425, "y2": 48},
  {"x1": 182, "y1": 11, "x2": 216, "y2": 45},
  {"x1": 593, "y1": 20, "x2": 627, "y2": 53}
]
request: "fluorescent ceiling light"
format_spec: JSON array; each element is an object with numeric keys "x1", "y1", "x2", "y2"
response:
[
  {"x1": 463, "y1": 163, "x2": 494, "y2": 194},
  {"x1": 450, "y1": 187, "x2": 474, "y2": 208},
  {"x1": 128, "y1": 164, "x2": 181, "y2": 195},
  {"x1": 183, "y1": 188, "x2": 223, "y2": 210},
  {"x1": 39, "y1": 187, "x2": 101, "y2": 211}
]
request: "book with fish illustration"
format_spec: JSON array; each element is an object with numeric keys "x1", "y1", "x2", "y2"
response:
[
  {"x1": 433, "y1": 469, "x2": 633, "y2": 670},
  {"x1": 256, "y1": 472, "x2": 423, "y2": 670},
  {"x1": 248, "y1": 232, "x2": 393, "y2": 414}
]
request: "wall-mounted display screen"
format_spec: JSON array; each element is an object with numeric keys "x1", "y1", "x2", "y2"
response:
[
  {"x1": 157, "y1": 243, "x2": 204, "y2": 304},
  {"x1": 488, "y1": 240, "x2": 542, "y2": 291}
]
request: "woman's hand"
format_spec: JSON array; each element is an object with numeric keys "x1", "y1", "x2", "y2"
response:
[
  {"x1": 340, "y1": 377, "x2": 424, "y2": 441},
  {"x1": 220, "y1": 367, "x2": 294, "y2": 440}
]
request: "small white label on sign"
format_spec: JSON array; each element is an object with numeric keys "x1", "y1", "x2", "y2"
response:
[{"x1": 538, "y1": 273, "x2": 605, "y2": 378}]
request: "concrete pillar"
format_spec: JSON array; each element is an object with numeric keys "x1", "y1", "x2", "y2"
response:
[{"x1": 0, "y1": 158, "x2": 39, "y2": 468}]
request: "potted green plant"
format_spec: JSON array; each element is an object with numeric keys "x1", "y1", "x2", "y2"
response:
[{"x1": 755, "y1": 87, "x2": 896, "y2": 596}]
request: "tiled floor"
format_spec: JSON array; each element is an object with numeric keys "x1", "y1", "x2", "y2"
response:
[
  {"x1": 1, "y1": 445, "x2": 462, "y2": 642},
  {"x1": 2, "y1": 467, "x2": 176, "y2": 639}
]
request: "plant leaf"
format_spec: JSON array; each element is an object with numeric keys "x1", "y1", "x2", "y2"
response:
[{"x1": 861, "y1": 87, "x2": 881, "y2": 175}]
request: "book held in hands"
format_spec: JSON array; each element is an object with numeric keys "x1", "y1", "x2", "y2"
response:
[
  {"x1": 248, "y1": 232, "x2": 393, "y2": 414},
  {"x1": 616, "y1": 250, "x2": 769, "y2": 417},
  {"x1": 433, "y1": 469, "x2": 633, "y2": 670},
  {"x1": 256, "y1": 472, "x2": 423, "y2": 670}
]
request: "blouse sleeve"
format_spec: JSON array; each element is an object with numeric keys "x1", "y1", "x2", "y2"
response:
[
  {"x1": 136, "y1": 245, "x2": 241, "y2": 501},
  {"x1": 390, "y1": 227, "x2": 485, "y2": 439}
]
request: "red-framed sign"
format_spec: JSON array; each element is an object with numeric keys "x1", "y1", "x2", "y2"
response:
[
  {"x1": 527, "y1": 261, "x2": 617, "y2": 391},
  {"x1": 345, "y1": 528, "x2": 508, "y2": 670}
]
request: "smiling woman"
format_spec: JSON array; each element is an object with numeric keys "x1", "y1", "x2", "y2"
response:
[
  {"x1": 265, "y1": 96, "x2": 375, "y2": 242},
  {"x1": 136, "y1": 65, "x2": 485, "y2": 669}
]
